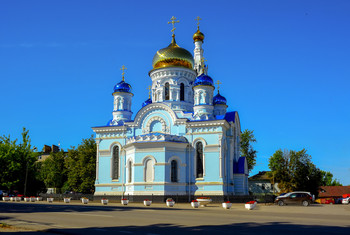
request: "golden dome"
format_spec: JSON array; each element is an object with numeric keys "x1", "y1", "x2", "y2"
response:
[
  {"x1": 152, "y1": 35, "x2": 194, "y2": 70},
  {"x1": 193, "y1": 29, "x2": 204, "y2": 42}
]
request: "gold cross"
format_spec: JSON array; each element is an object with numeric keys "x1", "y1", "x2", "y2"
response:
[
  {"x1": 120, "y1": 65, "x2": 127, "y2": 81},
  {"x1": 216, "y1": 80, "x2": 222, "y2": 91},
  {"x1": 195, "y1": 16, "x2": 202, "y2": 29},
  {"x1": 168, "y1": 16, "x2": 180, "y2": 35},
  {"x1": 200, "y1": 57, "x2": 207, "y2": 73},
  {"x1": 147, "y1": 85, "x2": 151, "y2": 98}
]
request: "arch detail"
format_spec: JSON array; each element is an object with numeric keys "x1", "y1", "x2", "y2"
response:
[{"x1": 144, "y1": 116, "x2": 169, "y2": 134}]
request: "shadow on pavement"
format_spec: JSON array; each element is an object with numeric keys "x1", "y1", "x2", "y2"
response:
[
  {"x1": 0, "y1": 202, "x2": 185, "y2": 214},
  {"x1": 1, "y1": 222, "x2": 349, "y2": 234}
]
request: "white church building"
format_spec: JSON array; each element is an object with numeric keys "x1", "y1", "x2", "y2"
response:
[{"x1": 92, "y1": 17, "x2": 248, "y2": 201}]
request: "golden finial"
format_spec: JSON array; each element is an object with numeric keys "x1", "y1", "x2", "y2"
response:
[
  {"x1": 195, "y1": 16, "x2": 202, "y2": 30},
  {"x1": 216, "y1": 80, "x2": 222, "y2": 93},
  {"x1": 120, "y1": 65, "x2": 127, "y2": 81},
  {"x1": 147, "y1": 85, "x2": 151, "y2": 98},
  {"x1": 168, "y1": 16, "x2": 180, "y2": 35}
]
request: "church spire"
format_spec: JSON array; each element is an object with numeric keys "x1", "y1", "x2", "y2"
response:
[{"x1": 193, "y1": 16, "x2": 205, "y2": 75}]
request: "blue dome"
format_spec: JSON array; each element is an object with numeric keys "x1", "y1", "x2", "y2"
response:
[
  {"x1": 142, "y1": 98, "x2": 152, "y2": 107},
  {"x1": 213, "y1": 93, "x2": 227, "y2": 105},
  {"x1": 193, "y1": 73, "x2": 214, "y2": 87},
  {"x1": 113, "y1": 80, "x2": 132, "y2": 93}
]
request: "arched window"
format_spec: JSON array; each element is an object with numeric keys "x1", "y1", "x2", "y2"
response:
[
  {"x1": 171, "y1": 160, "x2": 178, "y2": 182},
  {"x1": 180, "y1": 83, "x2": 185, "y2": 101},
  {"x1": 196, "y1": 142, "x2": 204, "y2": 178},
  {"x1": 128, "y1": 160, "x2": 132, "y2": 183},
  {"x1": 145, "y1": 159, "x2": 153, "y2": 182},
  {"x1": 165, "y1": 82, "x2": 170, "y2": 100},
  {"x1": 112, "y1": 146, "x2": 119, "y2": 180}
]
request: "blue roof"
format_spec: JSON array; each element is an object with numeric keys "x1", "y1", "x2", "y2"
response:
[
  {"x1": 214, "y1": 111, "x2": 236, "y2": 122},
  {"x1": 106, "y1": 119, "x2": 112, "y2": 126},
  {"x1": 193, "y1": 73, "x2": 214, "y2": 87},
  {"x1": 224, "y1": 111, "x2": 236, "y2": 122},
  {"x1": 142, "y1": 98, "x2": 152, "y2": 107},
  {"x1": 106, "y1": 119, "x2": 123, "y2": 126},
  {"x1": 213, "y1": 92, "x2": 227, "y2": 105},
  {"x1": 233, "y1": 157, "x2": 246, "y2": 174},
  {"x1": 113, "y1": 80, "x2": 132, "y2": 93}
]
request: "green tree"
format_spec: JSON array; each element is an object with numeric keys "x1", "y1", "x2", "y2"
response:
[
  {"x1": 38, "y1": 150, "x2": 68, "y2": 190},
  {"x1": 65, "y1": 135, "x2": 96, "y2": 194},
  {"x1": 320, "y1": 170, "x2": 342, "y2": 186},
  {"x1": 268, "y1": 149, "x2": 322, "y2": 196},
  {"x1": 240, "y1": 129, "x2": 257, "y2": 172},
  {"x1": 0, "y1": 128, "x2": 44, "y2": 195}
]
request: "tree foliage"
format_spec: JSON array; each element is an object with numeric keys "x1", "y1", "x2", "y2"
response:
[
  {"x1": 268, "y1": 149, "x2": 322, "y2": 196},
  {"x1": 320, "y1": 170, "x2": 342, "y2": 186},
  {"x1": 240, "y1": 129, "x2": 257, "y2": 172},
  {"x1": 65, "y1": 135, "x2": 96, "y2": 194},
  {"x1": 0, "y1": 128, "x2": 44, "y2": 194},
  {"x1": 38, "y1": 150, "x2": 68, "y2": 189}
]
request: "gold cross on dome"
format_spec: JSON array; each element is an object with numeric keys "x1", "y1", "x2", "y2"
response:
[
  {"x1": 147, "y1": 85, "x2": 151, "y2": 98},
  {"x1": 216, "y1": 80, "x2": 222, "y2": 91},
  {"x1": 200, "y1": 57, "x2": 207, "y2": 73},
  {"x1": 168, "y1": 16, "x2": 180, "y2": 35},
  {"x1": 120, "y1": 65, "x2": 127, "y2": 81},
  {"x1": 195, "y1": 16, "x2": 202, "y2": 29}
]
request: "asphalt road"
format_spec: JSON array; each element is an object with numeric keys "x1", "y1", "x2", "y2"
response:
[{"x1": 1, "y1": 201, "x2": 350, "y2": 234}]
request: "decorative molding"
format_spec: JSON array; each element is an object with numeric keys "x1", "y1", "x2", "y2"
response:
[
  {"x1": 187, "y1": 131, "x2": 222, "y2": 135},
  {"x1": 130, "y1": 103, "x2": 178, "y2": 128},
  {"x1": 195, "y1": 182, "x2": 224, "y2": 185},
  {"x1": 126, "y1": 133, "x2": 188, "y2": 145},
  {"x1": 155, "y1": 162, "x2": 170, "y2": 166},
  {"x1": 144, "y1": 116, "x2": 169, "y2": 134},
  {"x1": 95, "y1": 183, "x2": 124, "y2": 187},
  {"x1": 92, "y1": 126, "x2": 127, "y2": 133}
]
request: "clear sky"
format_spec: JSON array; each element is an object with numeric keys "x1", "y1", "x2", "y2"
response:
[{"x1": 1, "y1": 0, "x2": 349, "y2": 185}]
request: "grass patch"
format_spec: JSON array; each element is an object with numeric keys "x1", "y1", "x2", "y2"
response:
[{"x1": 0, "y1": 223, "x2": 12, "y2": 228}]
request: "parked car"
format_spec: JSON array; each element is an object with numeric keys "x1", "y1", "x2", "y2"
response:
[
  {"x1": 275, "y1": 191, "x2": 314, "y2": 206},
  {"x1": 0, "y1": 189, "x2": 8, "y2": 197},
  {"x1": 342, "y1": 197, "x2": 350, "y2": 204},
  {"x1": 325, "y1": 198, "x2": 335, "y2": 204}
]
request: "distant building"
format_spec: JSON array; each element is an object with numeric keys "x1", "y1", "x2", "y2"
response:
[
  {"x1": 249, "y1": 171, "x2": 280, "y2": 195},
  {"x1": 37, "y1": 144, "x2": 60, "y2": 161},
  {"x1": 318, "y1": 186, "x2": 350, "y2": 199}
]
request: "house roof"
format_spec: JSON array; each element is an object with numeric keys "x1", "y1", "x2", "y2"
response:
[
  {"x1": 318, "y1": 186, "x2": 350, "y2": 198},
  {"x1": 249, "y1": 171, "x2": 272, "y2": 181}
]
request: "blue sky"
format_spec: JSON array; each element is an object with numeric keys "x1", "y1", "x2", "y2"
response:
[{"x1": 1, "y1": 0, "x2": 349, "y2": 185}]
